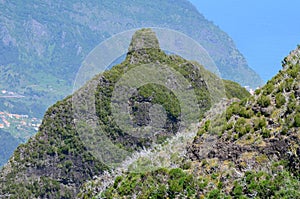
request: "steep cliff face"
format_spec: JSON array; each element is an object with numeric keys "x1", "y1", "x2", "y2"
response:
[
  {"x1": 82, "y1": 46, "x2": 299, "y2": 198},
  {"x1": 0, "y1": 29, "x2": 249, "y2": 198}
]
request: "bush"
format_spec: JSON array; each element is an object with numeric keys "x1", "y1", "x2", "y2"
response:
[
  {"x1": 207, "y1": 189, "x2": 222, "y2": 199},
  {"x1": 197, "y1": 128, "x2": 206, "y2": 137},
  {"x1": 239, "y1": 107, "x2": 254, "y2": 118},
  {"x1": 234, "y1": 118, "x2": 248, "y2": 138},
  {"x1": 287, "y1": 66, "x2": 299, "y2": 78},
  {"x1": 275, "y1": 93, "x2": 286, "y2": 108},
  {"x1": 245, "y1": 124, "x2": 252, "y2": 133},
  {"x1": 262, "y1": 127, "x2": 271, "y2": 138},
  {"x1": 263, "y1": 83, "x2": 275, "y2": 95},
  {"x1": 285, "y1": 78, "x2": 294, "y2": 92},
  {"x1": 225, "y1": 108, "x2": 233, "y2": 120},
  {"x1": 255, "y1": 89, "x2": 261, "y2": 95},
  {"x1": 254, "y1": 117, "x2": 267, "y2": 130},
  {"x1": 294, "y1": 113, "x2": 300, "y2": 127},
  {"x1": 287, "y1": 101, "x2": 296, "y2": 114},
  {"x1": 204, "y1": 120, "x2": 211, "y2": 131},
  {"x1": 232, "y1": 182, "x2": 243, "y2": 197},
  {"x1": 257, "y1": 95, "x2": 271, "y2": 108},
  {"x1": 226, "y1": 122, "x2": 234, "y2": 130},
  {"x1": 236, "y1": 118, "x2": 246, "y2": 126},
  {"x1": 102, "y1": 167, "x2": 208, "y2": 198}
]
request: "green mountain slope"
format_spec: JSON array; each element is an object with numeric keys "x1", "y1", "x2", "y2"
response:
[
  {"x1": 0, "y1": 29, "x2": 249, "y2": 198},
  {"x1": 82, "y1": 46, "x2": 300, "y2": 198},
  {"x1": 0, "y1": 129, "x2": 20, "y2": 167},
  {"x1": 0, "y1": 0, "x2": 262, "y2": 119},
  {"x1": 0, "y1": 0, "x2": 262, "y2": 168}
]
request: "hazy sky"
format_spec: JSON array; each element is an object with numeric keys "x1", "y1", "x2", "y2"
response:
[{"x1": 189, "y1": 0, "x2": 300, "y2": 82}]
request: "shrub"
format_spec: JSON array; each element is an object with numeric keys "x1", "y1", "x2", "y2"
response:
[
  {"x1": 207, "y1": 189, "x2": 224, "y2": 199},
  {"x1": 294, "y1": 113, "x2": 300, "y2": 127},
  {"x1": 254, "y1": 117, "x2": 267, "y2": 130},
  {"x1": 277, "y1": 83, "x2": 284, "y2": 93},
  {"x1": 236, "y1": 118, "x2": 246, "y2": 126},
  {"x1": 285, "y1": 78, "x2": 294, "y2": 92},
  {"x1": 234, "y1": 118, "x2": 248, "y2": 138},
  {"x1": 288, "y1": 68, "x2": 298, "y2": 78},
  {"x1": 287, "y1": 66, "x2": 299, "y2": 78},
  {"x1": 232, "y1": 182, "x2": 243, "y2": 197},
  {"x1": 197, "y1": 129, "x2": 206, "y2": 137},
  {"x1": 263, "y1": 83, "x2": 275, "y2": 95},
  {"x1": 257, "y1": 95, "x2": 271, "y2": 108},
  {"x1": 225, "y1": 108, "x2": 233, "y2": 120},
  {"x1": 204, "y1": 120, "x2": 211, "y2": 131},
  {"x1": 262, "y1": 127, "x2": 271, "y2": 138},
  {"x1": 245, "y1": 124, "x2": 252, "y2": 133},
  {"x1": 275, "y1": 93, "x2": 286, "y2": 108},
  {"x1": 287, "y1": 101, "x2": 296, "y2": 114},
  {"x1": 255, "y1": 89, "x2": 261, "y2": 95},
  {"x1": 280, "y1": 126, "x2": 288, "y2": 135},
  {"x1": 226, "y1": 122, "x2": 234, "y2": 130},
  {"x1": 238, "y1": 107, "x2": 254, "y2": 118}
]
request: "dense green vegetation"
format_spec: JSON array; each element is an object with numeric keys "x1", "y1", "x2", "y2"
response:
[
  {"x1": 232, "y1": 169, "x2": 300, "y2": 198},
  {"x1": 94, "y1": 29, "x2": 250, "y2": 151},
  {"x1": 92, "y1": 161, "x2": 299, "y2": 199},
  {"x1": 102, "y1": 168, "x2": 199, "y2": 198},
  {"x1": 84, "y1": 46, "x2": 300, "y2": 198},
  {"x1": 223, "y1": 80, "x2": 250, "y2": 100},
  {"x1": 205, "y1": 48, "x2": 300, "y2": 142},
  {"x1": 0, "y1": 98, "x2": 108, "y2": 198},
  {"x1": 0, "y1": 29, "x2": 251, "y2": 198},
  {"x1": 95, "y1": 48, "x2": 209, "y2": 149}
]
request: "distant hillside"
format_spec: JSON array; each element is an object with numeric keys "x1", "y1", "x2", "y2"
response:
[
  {"x1": 80, "y1": 46, "x2": 300, "y2": 198},
  {"x1": 0, "y1": 129, "x2": 20, "y2": 167},
  {"x1": 0, "y1": 29, "x2": 250, "y2": 198}
]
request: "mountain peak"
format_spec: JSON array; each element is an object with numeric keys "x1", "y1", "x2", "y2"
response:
[
  {"x1": 128, "y1": 28, "x2": 160, "y2": 52},
  {"x1": 126, "y1": 29, "x2": 164, "y2": 64}
]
